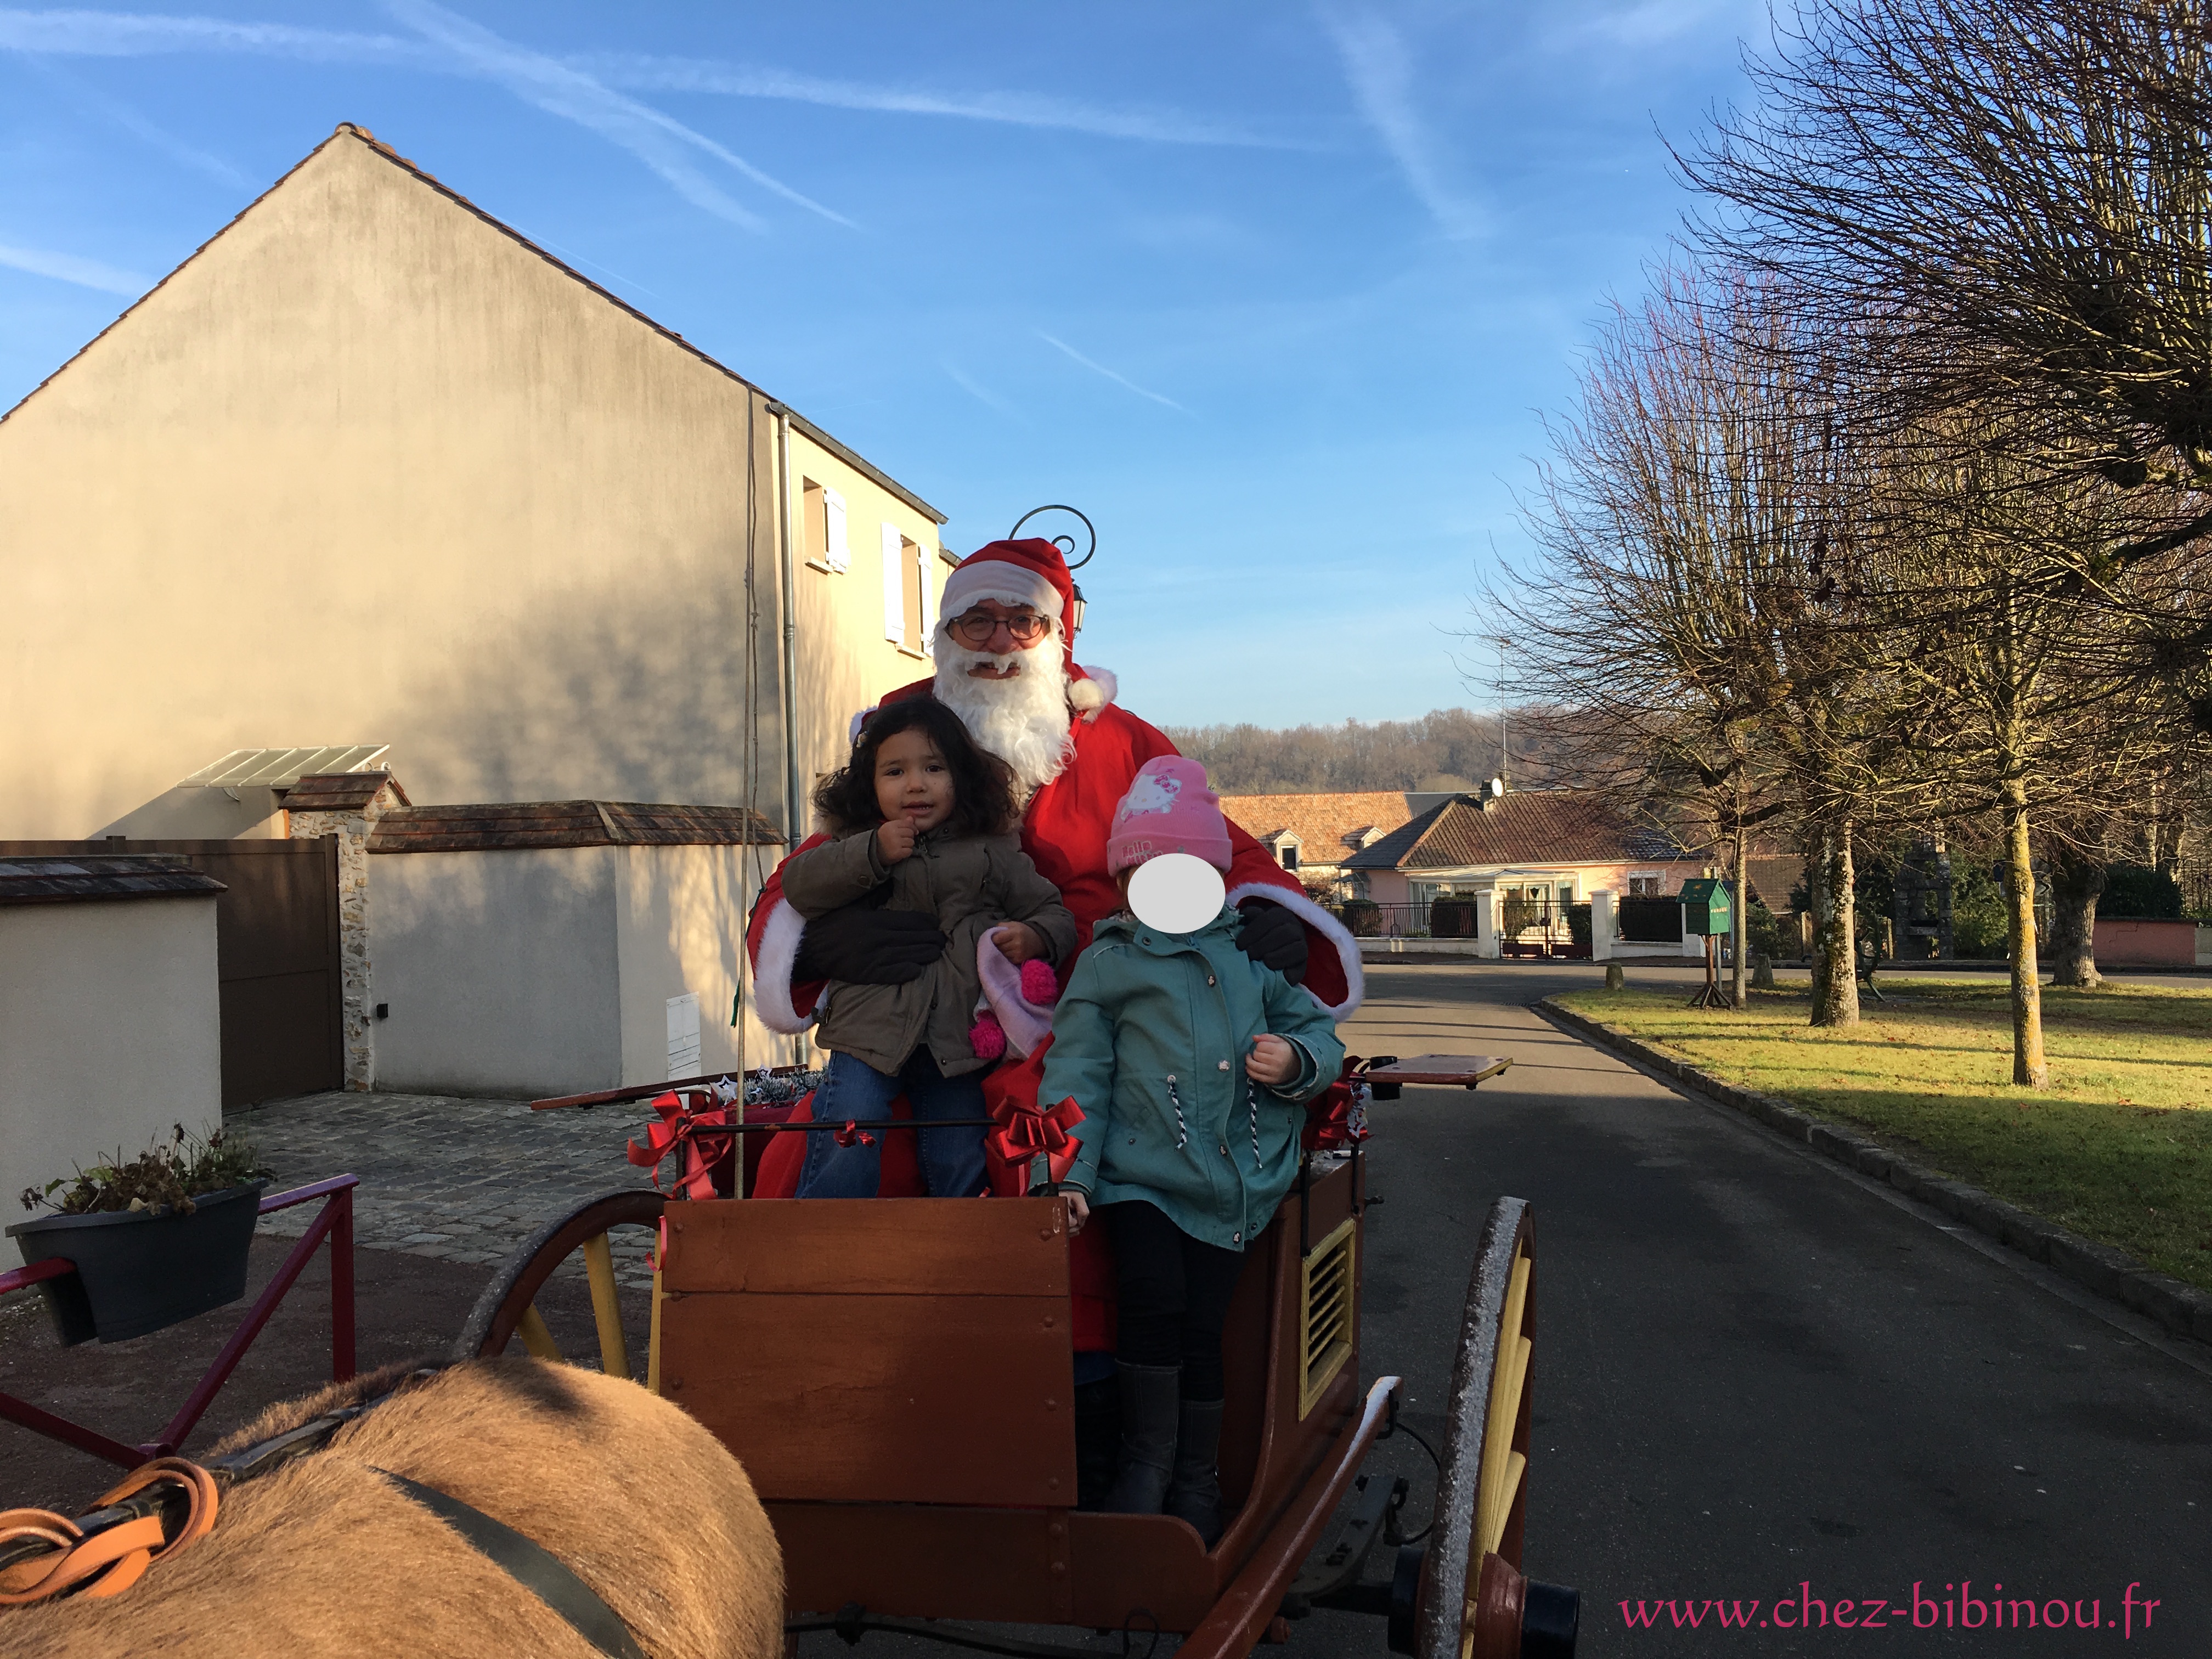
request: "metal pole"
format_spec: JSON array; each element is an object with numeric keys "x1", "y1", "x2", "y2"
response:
[{"x1": 771, "y1": 404, "x2": 803, "y2": 848}]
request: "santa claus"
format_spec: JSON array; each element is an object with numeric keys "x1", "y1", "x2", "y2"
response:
[{"x1": 746, "y1": 537, "x2": 1362, "y2": 1051}]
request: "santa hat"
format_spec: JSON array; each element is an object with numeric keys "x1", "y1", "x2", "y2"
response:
[{"x1": 937, "y1": 537, "x2": 1110, "y2": 715}]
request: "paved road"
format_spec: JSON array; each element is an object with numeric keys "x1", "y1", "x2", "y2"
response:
[{"x1": 1325, "y1": 961, "x2": 2211, "y2": 1657}]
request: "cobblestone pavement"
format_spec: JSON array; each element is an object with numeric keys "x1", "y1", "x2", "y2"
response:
[{"x1": 227, "y1": 1091, "x2": 668, "y2": 1286}]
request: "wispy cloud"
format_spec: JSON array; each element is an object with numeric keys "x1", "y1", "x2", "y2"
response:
[
  {"x1": 0, "y1": 239, "x2": 149, "y2": 294},
  {"x1": 1316, "y1": 6, "x2": 1482, "y2": 241},
  {"x1": 0, "y1": 9, "x2": 433, "y2": 66},
  {"x1": 0, "y1": 5, "x2": 850, "y2": 230},
  {"x1": 29, "y1": 57, "x2": 249, "y2": 188},
  {"x1": 1036, "y1": 332, "x2": 1187, "y2": 413},
  {"x1": 383, "y1": 1, "x2": 849, "y2": 231},
  {"x1": 578, "y1": 54, "x2": 1306, "y2": 150},
  {"x1": 943, "y1": 361, "x2": 1025, "y2": 423}
]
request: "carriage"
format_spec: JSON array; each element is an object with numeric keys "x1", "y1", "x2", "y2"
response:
[{"x1": 464, "y1": 1053, "x2": 1578, "y2": 1658}]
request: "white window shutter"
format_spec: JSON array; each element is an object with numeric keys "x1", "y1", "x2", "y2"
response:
[
  {"x1": 825, "y1": 487, "x2": 849, "y2": 573},
  {"x1": 918, "y1": 541, "x2": 936, "y2": 657},
  {"x1": 882, "y1": 522, "x2": 905, "y2": 642}
]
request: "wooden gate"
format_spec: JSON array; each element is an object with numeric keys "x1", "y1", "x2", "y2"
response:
[{"x1": 0, "y1": 838, "x2": 342, "y2": 1106}]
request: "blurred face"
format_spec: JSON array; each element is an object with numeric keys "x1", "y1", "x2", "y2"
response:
[{"x1": 873, "y1": 727, "x2": 954, "y2": 834}]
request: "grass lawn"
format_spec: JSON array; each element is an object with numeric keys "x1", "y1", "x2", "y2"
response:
[{"x1": 1554, "y1": 979, "x2": 2212, "y2": 1293}]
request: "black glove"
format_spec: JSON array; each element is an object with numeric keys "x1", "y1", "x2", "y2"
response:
[
  {"x1": 790, "y1": 901, "x2": 948, "y2": 986},
  {"x1": 1235, "y1": 898, "x2": 1308, "y2": 984}
]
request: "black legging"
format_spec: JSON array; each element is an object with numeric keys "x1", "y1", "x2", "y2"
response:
[{"x1": 1102, "y1": 1200, "x2": 1246, "y2": 1402}]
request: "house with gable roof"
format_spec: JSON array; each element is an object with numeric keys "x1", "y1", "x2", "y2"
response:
[
  {"x1": 0, "y1": 123, "x2": 977, "y2": 1081},
  {"x1": 0, "y1": 122, "x2": 952, "y2": 851},
  {"x1": 1217, "y1": 791, "x2": 1415, "y2": 899},
  {"x1": 1342, "y1": 787, "x2": 1720, "y2": 957}
]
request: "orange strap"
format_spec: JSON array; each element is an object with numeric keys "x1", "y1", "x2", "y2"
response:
[{"x1": 0, "y1": 1459, "x2": 219, "y2": 1606}]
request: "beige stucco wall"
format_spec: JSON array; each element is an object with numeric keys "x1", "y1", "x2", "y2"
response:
[
  {"x1": 0, "y1": 128, "x2": 817, "y2": 841},
  {"x1": 784, "y1": 425, "x2": 953, "y2": 835},
  {"x1": 368, "y1": 842, "x2": 791, "y2": 1096},
  {"x1": 613, "y1": 840, "x2": 793, "y2": 1085},
  {"x1": 0, "y1": 895, "x2": 222, "y2": 1214},
  {"x1": 369, "y1": 847, "x2": 624, "y2": 1097}
]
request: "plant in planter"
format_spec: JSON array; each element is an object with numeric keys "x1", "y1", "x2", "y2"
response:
[{"x1": 9, "y1": 1125, "x2": 272, "y2": 1345}]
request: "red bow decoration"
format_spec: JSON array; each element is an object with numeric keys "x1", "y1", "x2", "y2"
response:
[
  {"x1": 1302, "y1": 1060, "x2": 1373, "y2": 1152},
  {"x1": 831, "y1": 1120, "x2": 878, "y2": 1149},
  {"x1": 985, "y1": 1093, "x2": 1086, "y2": 1196},
  {"x1": 626, "y1": 1089, "x2": 735, "y2": 1201}
]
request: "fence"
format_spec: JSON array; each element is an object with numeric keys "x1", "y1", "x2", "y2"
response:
[
  {"x1": 1616, "y1": 896, "x2": 1685, "y2": 944},
  {"x1": 1339, "y1": 896, "x2": 1593, "y2": 957}
]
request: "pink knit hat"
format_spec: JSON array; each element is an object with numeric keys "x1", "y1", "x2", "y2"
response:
[{"x1": 1107, "y1": 757, "x2": 1233, "y2": 873}]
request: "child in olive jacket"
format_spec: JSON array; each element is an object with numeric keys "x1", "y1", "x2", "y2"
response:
[
  {"x1": 1041, "y1": 757, "x2": 1344, "y2": 1542},
  {"x1": 785, "y1": 699, "x2": 1075, "y2": 1199}
]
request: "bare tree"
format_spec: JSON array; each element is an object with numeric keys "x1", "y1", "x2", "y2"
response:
[
  {"x1": 1867, "y1": 416, "x2": 2169, "y2": 1079},
  {"x1": 1684, "y1": 0, "x2": 2212, "y2": 538},
  {"x1": 1496, "y1": 264, "x2": 1905, "y2": 1023}
]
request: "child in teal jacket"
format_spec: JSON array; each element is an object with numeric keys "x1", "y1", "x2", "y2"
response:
[{"x1": 1041, "y1": 757, "x2": 1345, "y2": 1543}]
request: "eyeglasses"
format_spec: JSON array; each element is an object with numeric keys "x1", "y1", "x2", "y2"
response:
[{"x1": 947, "y1": 609, "x2": 1052, "y2": 647}]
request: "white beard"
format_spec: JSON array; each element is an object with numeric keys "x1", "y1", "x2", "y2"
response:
[{"x1": 934, "y1": 644, "x2": 1076, "y2": 798}]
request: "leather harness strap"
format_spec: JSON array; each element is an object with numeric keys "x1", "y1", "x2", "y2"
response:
[{"x1": 370, "y1": 1470, "x2": 646, "y2": 1659}]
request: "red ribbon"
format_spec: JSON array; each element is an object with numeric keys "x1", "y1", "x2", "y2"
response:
[
  {"x1": 985, "y1": 1093, "x2": 1086, "y2": 1194},
  {"x1": 1302, "y1": 1060, "x2": 1373, "y2": 1152},
  {"x1": 831, "y1": 1120, "x2": 877, "y2": 1149},
  {"x1": 625, "y1": 1090, "x2": 735, "y2": 1201}
]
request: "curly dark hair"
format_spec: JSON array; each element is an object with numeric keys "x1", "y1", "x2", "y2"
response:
[{"x1": 812, "y1": 699, "x2": 1020, "y2": 838}]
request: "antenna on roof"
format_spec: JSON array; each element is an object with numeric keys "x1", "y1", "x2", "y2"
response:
[{"x1": 1493, "y1": 633, "x2": 1510, "y2": 791}]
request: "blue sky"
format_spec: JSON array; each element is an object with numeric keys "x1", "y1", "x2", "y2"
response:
[{"x1": 0, "y1": 2, "x2": 1759, "y2": 726}]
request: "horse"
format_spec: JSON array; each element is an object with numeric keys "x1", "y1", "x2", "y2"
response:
[{"x1": 4, "y1": 1357, "x2": 783, "y2": 1658}]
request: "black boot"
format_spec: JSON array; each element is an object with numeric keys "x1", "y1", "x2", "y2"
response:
[
  {"x1": 1103, "y1": 1363, "x2": 1180, "y2": 1514},
  {"x1": 1163, "y1": 1397, "x2": 1226, "y2": 1545},
  {"x1": 1073, "y1": 1375, "x2": 1121, "y2": 1510}
]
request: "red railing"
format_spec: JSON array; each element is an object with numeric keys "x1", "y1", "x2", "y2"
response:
[{"x1": 0, "y1": 1175, "x2": 357, "y2": 1468}]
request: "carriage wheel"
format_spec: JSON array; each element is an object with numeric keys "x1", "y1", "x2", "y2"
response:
[
  {"x1": 453, "y1": 1188, "x2": 667, "y2": 1385},
  {"x1": 1409, "y1": 1197, "x2": 1578, "y2": 1659}
]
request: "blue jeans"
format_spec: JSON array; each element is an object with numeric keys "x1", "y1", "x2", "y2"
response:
[{"x1": 798, "y1": 1049, "x2": 989, "y2": 1199}]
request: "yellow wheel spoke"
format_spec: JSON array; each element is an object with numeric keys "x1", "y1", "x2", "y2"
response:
[
  {"x1": 1473, "y1": 1245, "x2": 1533, "y2": 1566},
  {"x1": 583, "y1": 1232, "x2": 632, "y2": 1380},
  {"x1": 1481, "y1": 1452, "x2": 1527, "y2": 1558},
  {"x1": 517, "y1": 1302, "x2": 561, "y2": 1361},
  {"x1": 646, "y1": 1263, "x2": 666, "y2": 1395}
]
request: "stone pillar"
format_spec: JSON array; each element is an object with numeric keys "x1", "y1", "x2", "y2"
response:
[
  {"x1": 1474, "y1": 886, "x2": 1502, "y2": 960},
  {"x1": 286, "y1": 772, "x2": 410, "y2": 1091},
  {"x1": 1590, "y1": 889, "x2": 1616, "y2": 961}
]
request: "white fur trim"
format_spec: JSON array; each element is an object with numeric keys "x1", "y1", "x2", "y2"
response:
[
  {"x1": 1227, "y1": 882, "x2": 1365, "y2": 1022},
  {"x1": 849, "y1": 706, "x2": 877, "y2": 743},
  {"x1": 976, "y1": 932, "x2": 1055, "y2": 1057},
  {"x1": 1078, "y1": 665, "x2": 1117, "y2": 709},
  {"x1": 1068, "y1": 678, "x2": 1105, "y2": 714},
  {"x1": 939, "y1": 560, "x2": 1064, "y2": 625},
  {"x1": 753, "y1": 899, "x2": 815, "y2": 1034}
]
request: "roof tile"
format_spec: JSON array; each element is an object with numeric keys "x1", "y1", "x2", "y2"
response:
[
  {"x1": 1344, "y1": 791, "x2": 1686, "y2": 871},
  {"x1": 369, "y1": 801, "x2": 783, "y2": 853}
]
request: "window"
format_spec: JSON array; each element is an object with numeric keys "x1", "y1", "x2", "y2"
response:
[
  {"x1": 882, "y1": 524, "x2": 928, "y2": 653},
  {"x1": 1280, "y1": 842, "x2": 1300, "y2": 871},
  {"x1": 1627, "y1": 872, "x2": 1663, "y2": 897},
  {"x1": 804, "y1": 479, "x2": 849, "y2": 572}
]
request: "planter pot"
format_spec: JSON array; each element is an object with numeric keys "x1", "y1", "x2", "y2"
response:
[{"x1": 5, "y1": 1184, "x2": 264, "y2": 1346}]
